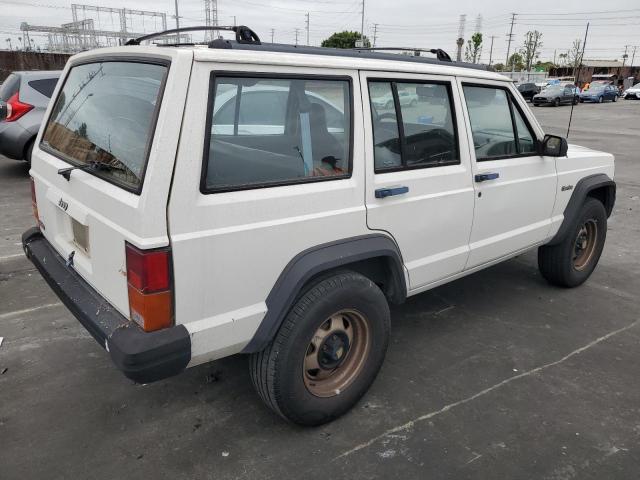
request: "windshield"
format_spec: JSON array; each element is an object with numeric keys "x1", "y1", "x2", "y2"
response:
[
  {"x1": 543, "y1": 86, "x2": 562, "y2": 94},
  {"x1": 588, "y1": 85, "x2": 605, "y2": 92},
  {"x1": 41, "y1": 61, "x2": 167, "y2": 192}
]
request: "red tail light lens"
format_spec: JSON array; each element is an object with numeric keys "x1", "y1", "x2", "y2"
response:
[
  {"x1": 5, "y1": 92, "x2": 33, "y2": 122},
  {"x1": 125, "y1": 243, "x2": 173, "y2": 332}
]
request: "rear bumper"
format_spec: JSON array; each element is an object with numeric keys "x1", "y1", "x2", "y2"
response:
[
  {"x1": 21, "y1": 227, "x2": 191, "y2": 383},
  {"x1": 0, "y1": 121, "x2": 31, "y2": 159}
]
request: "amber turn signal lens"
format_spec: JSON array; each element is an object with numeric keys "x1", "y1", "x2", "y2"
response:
[{"x1": 128, "y1": 286, "x2": 173, "y2": 332}]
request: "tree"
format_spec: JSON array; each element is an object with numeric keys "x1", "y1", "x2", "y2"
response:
[
  {"x1": 568, "y1": 39, "x2": 583, "y2": 69},
  {"x1": 520, "y1": 30, "x2": 543, "y2": 71},
  {"x1": 464, "y1": 32, "x2": 483, "y2": 63},
  {"x1": 534, "y1": 60, "x2": 555, "y2": 72},
  {"x1": 557, "y1": 52, "x2": 568, "y2": 66},
  {"x1": 493, "y1": 62, "x2": 505, "y2": 71},
  {"x1": 507, "y1": 52, "x2": 524, "y2": 71},
  {"x1": 321, "y1": 31, "x2": 370, "y2": 49}
]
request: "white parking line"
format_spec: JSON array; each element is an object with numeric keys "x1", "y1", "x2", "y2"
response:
[
  {"x1": 0, "y1": 303, "x2": 63, "y2": 320},
  {"x1": 0, "y1": 253, "x2": 25, "y2": 262}
]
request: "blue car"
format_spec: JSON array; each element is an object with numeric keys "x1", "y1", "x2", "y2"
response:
[{"x1": 579, "y1": 84, "x2": 619, "y2": 103}]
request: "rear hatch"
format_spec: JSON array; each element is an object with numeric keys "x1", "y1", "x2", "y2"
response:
[{"x1": 30, "y1": 48, "x2": 193, "y2": 320}]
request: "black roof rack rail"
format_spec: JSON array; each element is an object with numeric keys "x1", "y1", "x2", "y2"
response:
[
  {"x1": 352, "y1": 47, "x2": 452, "y2": 62},
  {"x1": 125, "y1": 25, "x2": 260, "y2": 46}
]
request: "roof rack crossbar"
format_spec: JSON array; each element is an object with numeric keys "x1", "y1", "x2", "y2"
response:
[
  {"x1": 125, "y1": 25, "x2": 260, "y2": 46},
  {"x1": 352, "y1": 47, "x2": 452, "y2": 62}
]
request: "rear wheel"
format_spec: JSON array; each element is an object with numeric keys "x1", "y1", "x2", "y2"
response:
[
  {"x1": 25, "y1": 140, "x2": 34, "y2": 167},
  {"x1": 554, "y1": 98, "x2": 560, "y2": 107},
  {"x1": 249, "y1": 271, "x2": 390, "y2": 426},
  {"x1": 538, "y1": 198, "x2": 607, "y2": 287},
  {"x1": 613, "y1": 95, "x2": 618, "y2": 102},
  {"x1": 598, "y1": 96, "x2": 604, "y2": 103}
]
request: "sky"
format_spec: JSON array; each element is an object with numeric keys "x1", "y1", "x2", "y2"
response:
[{"x1": 0, "y1": 0, "x2": 638, "y2": 65}]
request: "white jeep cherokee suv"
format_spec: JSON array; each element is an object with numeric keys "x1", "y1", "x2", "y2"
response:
[{"x1": 23, "y1": 27, "x2": 615, "y2": 426}]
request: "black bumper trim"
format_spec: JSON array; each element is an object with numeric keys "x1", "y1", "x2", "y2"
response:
[{"x1": 22, "y1": 227, "x2": 191, "y2": 383}]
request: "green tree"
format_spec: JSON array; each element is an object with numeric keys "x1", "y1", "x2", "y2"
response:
[
  {"x1": 321, "y1": 31, "x2": 370, "y2": 49},
  {"x1": 492, "y1": 62, "x2": 505, "y2": 71},
  {"x1": 464, "y1": 32, "x2": 483, "y2": 63},
  {"x1": 507, "y1": 52, "x2": 525, "y2": 71}
]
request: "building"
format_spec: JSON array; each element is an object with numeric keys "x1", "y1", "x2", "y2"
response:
[{"x1": 550, "y1": 60, "x2": 640, "y2": 87}]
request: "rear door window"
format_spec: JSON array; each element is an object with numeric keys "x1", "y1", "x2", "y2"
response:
[
  {"x1": 28, "y1": 78, "x2": 58, "y2": 98},
  {"x1": 41, "y1": 61, "x2": 168, "y2": 193},
  {"x1": 203, "y1": 75, "x2": 352, "y2": 192}
]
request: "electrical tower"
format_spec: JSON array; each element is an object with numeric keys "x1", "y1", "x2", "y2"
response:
[
  {"x1": 456, "y1": 14, "x2": 466, "y2": 62},
  {"x1": 204, "y1": 0, "x2": 218, "y2": 41},
  {"x1": 372, "y1": 23, "x2": 378, "y2": 47}
]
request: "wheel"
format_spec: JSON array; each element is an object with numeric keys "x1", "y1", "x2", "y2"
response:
[
  {"x1": 554, "y1": 98, "x2": 560, "y2": 107},
  {"x1": 25, "y1": 140, "x2": 34, "y2": 168},
  {"x1": 410, "y1": 99, "x2": 417, "y2": 107},
  {"x1": 613, "y1": 95, "x2": 618, "y2": 102},
  {"x1": 385, "y1": 100, "x2": 394, "y2": 109},
  {"x1": 538, "y1": 198, "x2": 607, "y2": 288},
  {"x1": 573, "y1": 97, "x2": 579, "y2": 105},
  {"x1": 598, "y1": 96, "x2": 603, "y2": 103},
  {"x1": 249, "y1": 271, "x2": 390, "y2": 426}
]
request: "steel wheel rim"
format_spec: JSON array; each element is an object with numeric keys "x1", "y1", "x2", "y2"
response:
[
  {"x1": 303, "y1": 309, "x2": 371, "y2": 398},
  {"x1": 573, "y1": 219, "x2": 598, "y2": 270}
]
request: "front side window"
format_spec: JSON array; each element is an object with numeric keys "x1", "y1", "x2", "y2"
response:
[
  {"x1": 41, "y1": 61, "x2": 167, "y2": 192},
  {"x1": 463, "y1": 85, "x2": 537, "y2": 160},
  {"x1": 369, "y1": 80, "x2": 459, "y2": 172},
  {"x1": 204, "y1": 76, "x2": 351, "y2": 191}
]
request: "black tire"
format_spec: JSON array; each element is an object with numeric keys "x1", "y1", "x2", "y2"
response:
[
  {"x1": 573, "y1": 97, "x2": 579, "y2": 105},
  {"x1": 249, "y1": 271, "x2": 390, "y2": 426},
  {"x1": 554, "y1": 98, "x2": 560, "y2": 107},
  {"x1": 538, "y1": 198, "x2": 607, "y2": 288},
  {"x1": 598, "y1": 96, "x2": 603, "y2": 103},
  {"x1": 613, "y1": 95, "x2": 618, "y2": 102},
  {"x1": 25, "y1": 140, "x2": 34, "y2": 167}
]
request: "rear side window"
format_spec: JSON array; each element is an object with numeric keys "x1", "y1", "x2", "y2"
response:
[
  {"x1": 203, "y1": 75, "x2": 352, "y2": 192},
  {"x1": 41, "y1": 61, "x2": 168, "y2": 193},
  {"x1": 0, "y1": 74, "x2": 20, "y2": 101},
  {"x1": 462, "y1": 85, "x2": 538, "y2": 161},
  {"x1": 368, "y1": 80, "x2": 459, "y2": 172},
  {"x1": 28, "y1": 78, "x2": 58, "y2": 98}
]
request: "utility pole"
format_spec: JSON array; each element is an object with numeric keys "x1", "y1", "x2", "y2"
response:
[
  {"x1": 294, "y1": 28, "x2": 299, "y2": 46},
  {"x1": 174, "y1": 0, "x2": 180, "y2": 29},
  {"x1": 488, "y1": 35, "x2": 496, "y2": 66},
  {"x1": 567, "y1": 22, "x2": 589, "y2": 139},
  {"x1": 505, "y1": 12, "x2": 516, "y2": 67},
  {"x1": 632, "y1": 46, "x2": 637, "y2": 66},
  {"x1": 372, "y1": 23, "x2": 378, "y2": 47},
  {"x1": 360, "y1": 0, "x2": 365, "y2": 46},
  {"x1": 623, "y1": 45, "x2": 629, "y2": 66},
  {"x1": 270, "y1": 28, "x2": 275, "y2": 43},
  {"x1": 305, "y1": 13, "x2": 309, "y2": 46},
  {"x1": 553, "y1": 49, "x2": 557, "y2": 66},
  {"x1": 456, "y1": 14, "x2": 466, "y2": 62}
]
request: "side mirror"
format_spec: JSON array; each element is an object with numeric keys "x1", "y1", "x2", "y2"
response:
[{"x1": 541, "y1": 134, "x2": 568, "y2": 157}]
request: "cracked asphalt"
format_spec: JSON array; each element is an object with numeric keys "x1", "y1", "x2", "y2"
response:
[{"x1": 1, "y1": 100, "x2": 639, "y2": 479}]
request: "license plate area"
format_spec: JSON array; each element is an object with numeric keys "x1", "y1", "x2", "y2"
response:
[{"x1": 71, "y1": 217, "x2": 90, "y2": 255}]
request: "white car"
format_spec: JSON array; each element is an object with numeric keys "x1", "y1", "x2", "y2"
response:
[
  {"x1": 622, "y1": 82, "x2": 640, "y2": 100},
  {"x1": 23, "y1": 26, "x2": 616, "y2": 426}
]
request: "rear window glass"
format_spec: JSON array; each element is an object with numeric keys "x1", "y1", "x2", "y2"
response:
[
  {"x1": 41, "y1": 61, "x2": 167, "y2": 192},
  {"x1": 28, "y1": 78, "x2": 58, "y2": 98},
  {"x1": 0, "y1": 74, "x2": 20, "y2": 101},
  {"x1": 204, "y1": 76, "x2": 352, "y2": 192}
]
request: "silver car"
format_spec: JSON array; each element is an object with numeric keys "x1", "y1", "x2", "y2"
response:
[{"x1": 0, "y1": 70, "x2": 61, "y2": 164}]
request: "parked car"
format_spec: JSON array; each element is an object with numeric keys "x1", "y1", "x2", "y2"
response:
[
  {"x1": 23, "y1": 28, "x2": 616, "y2": 426},
  {"x1": 516, "y1": 82, "x2": 539, "y2": 101},
  {"x1": 532, "y1": 84, "x2": 580, "y2": 106},
  {"x1": 580, "y1": 84, "x2": 619, "y2": 103},
  {"x1": 372, "y1": 89, "x2": 418, "y2": 109},
  {"x1": 621, "y1": 82, "x2": 640, "y2": 100},
  {"x1": 0, "y1": 70, "x2": 61, "y2": 164}
]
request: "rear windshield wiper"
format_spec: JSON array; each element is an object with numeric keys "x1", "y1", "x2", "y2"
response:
[{"x1": 57, "y1": 161, "x2": 124, "y2": 181}]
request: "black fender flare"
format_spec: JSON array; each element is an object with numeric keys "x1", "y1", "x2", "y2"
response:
[
  {"x1": 242, "y1": 234, "x2": 407, "y2": 353},
  {"x1": 547, "y1": 173, "x2": 616, "y2": 245}
]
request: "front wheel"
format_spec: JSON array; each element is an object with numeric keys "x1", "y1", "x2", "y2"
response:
[
  {"x1": 613, "y1": 95, "x2": 618, "y2": 102},
  {"x1": 598, "y1": 96, "x2": 604, "y2": 103},
  {"x1": 538, "y1": 198, "x2": 607, "y2": 287},
  {"x1": 554, "y1": 98, "x2": 560, "y2": 107},
  {"x1": 250, "y1": 271, "x2": 390, "y2": 426}
]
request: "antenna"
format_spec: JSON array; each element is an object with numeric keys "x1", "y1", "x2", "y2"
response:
[{"x1": 566, "y1": 22, "x2": 589, "y2": 139}]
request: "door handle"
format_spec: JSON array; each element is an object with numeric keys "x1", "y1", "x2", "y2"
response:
[
  {"x1": 375, "y1": 186, "x2": 409, "y2": 198},
  {"x1": 474, "y1": 173, "x2": 500, "y2": 182}
]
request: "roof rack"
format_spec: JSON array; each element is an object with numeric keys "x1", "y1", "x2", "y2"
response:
[
  {"x1": 352, "y1": 47, "x2": 452, "y2": 62},
  {"x1": 125, "y1": 25, "x2": 261, "y2": 46}
]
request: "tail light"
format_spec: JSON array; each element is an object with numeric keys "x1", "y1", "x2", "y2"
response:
[
  {"x1": 125, "y1": 243, "x2": 173, "y2": 332},
  {"x1": 30, "y1": 177, "x2": 41, "y2": 228},
  {"x1": 5, "y1": 92, "x2": 33, "y2": 122}
]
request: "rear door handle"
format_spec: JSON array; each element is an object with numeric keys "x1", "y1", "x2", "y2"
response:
[
  {"x1": 474, "y1": 173, "x2": 500, "y2": 182},
  {"x1": 375, "y1": 186, "x2": 409, "y2": 198}
]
